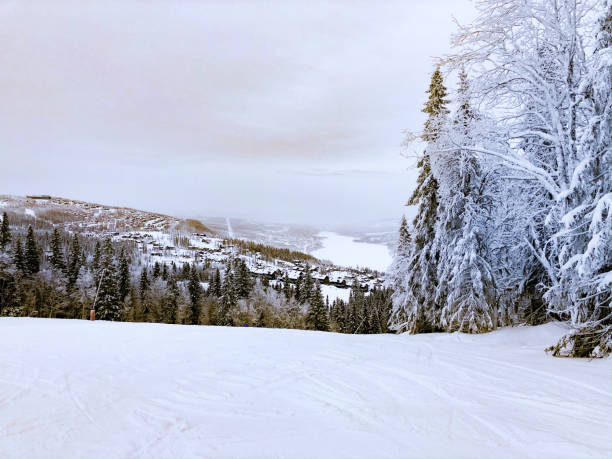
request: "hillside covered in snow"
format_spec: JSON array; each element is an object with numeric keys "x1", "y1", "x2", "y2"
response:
[{"x1": 0, "y1": 195, "x2": 392, "y2": 334}]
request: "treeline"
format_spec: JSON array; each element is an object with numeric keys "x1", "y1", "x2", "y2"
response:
[
  {"x1": 0, "y1": 213, "x2": 392, "y2": 334},
  {"x1": 226, "y1": 238, "x2": 318, "y2": 263},
  {"x1": 389, "y1": 0, "x2": 611, "y2": 357}
]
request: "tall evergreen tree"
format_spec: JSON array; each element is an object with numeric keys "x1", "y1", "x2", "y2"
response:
[
  {"x1": 236, "y1": 259, "x2": 252, "y2": 298},
  {"x1": 390, "y1": 67, "x2": 449, "y2": 333},
  {"x1": 188, "y1": 264, "x2": 202, "y2": 324},
  {"x1": 181, "y1": 263, "x2": 190, "y2": 280},
  {"x1": 139, "y1": 268, "x2": 150, "y2": 302},
  {"x1": 0, "y1": 212, "x2": 10, "y2": 250},
  {"x1": 95, "y1": 266, "x2": 120, "y2": 321},
  {"x1": 306, "y1": 282, "x2": 329, "y2": 331},
  {"x1": 66, "y1": 234, "x2": 81, "y2": 290},
  {"x1": 161, "y1": 263, "x2": 168, "y2": 281},
  {"x1": 152, "y1": 262, "x2": 160, "y2": 279},
  {"x1": 162, "y1": 276, "x2": 179, "y2": 324},
  {"x1": 49, "y1": 228, "x2": 65, "y2": 271},
  {"x1": 283, "y1": 272, "x2": 292, "y2": 301},
  {"x1": 91, "y1": 241, "x2": 101, "y2": 275},
  {"x1": 117, "y1": 248, "x2": 130, "y2": 302},
  {"x1": 13, "y1": 238, "x2": 25, "y2": 273},
  {"x1": 95, "y1": 238, "x2": 120, "y2": 321},
  {"x1": 211, "y1": 268, "x2": 222, "y2": 297},
  {"x1": 295, "y1": 273, "x2": 303, "y2": 303},
  {"x1": 219, "y1": 270, "x2": 237, "y2": 326},
  {"x1": 435, "y1": 69, "x2": 497, "y2": 333},
  {"x1": 302, "y1": 265, "x2": 314, "y2": 303},
  {"x1": 24, "y1": 226, "x2": 40, "y2": 275}
]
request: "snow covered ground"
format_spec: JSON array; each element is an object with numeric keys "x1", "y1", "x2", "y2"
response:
[
  {"x1": 0, "y1": 319, "x2": 610, "y2": 459},
  {"x1": 320, "y1": 283, "x2": 351, "y2": 303},
  {"x1": 313, "y1": 231, "x2": 392, "y2": 272}
]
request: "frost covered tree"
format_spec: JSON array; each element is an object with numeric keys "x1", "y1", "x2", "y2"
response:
[
  {"x1": 392, "y1": 0, "x2": 610, "y2": 354},
  {"x1": 188, "y1": 264, "x2": 202, "y2": 324},
  {"x1": 445, "y1": 0, "x2": 611, "y2": 354},
  {"x1": 66, "y1": 234, "x2": 81, "y2": 290},
  {"x1": 0, "y1": 212, "x2": 10, "y2": 250},
  {"x1": 219, "y1": 270, "x2": 237, "y2": 326},
  {"x1": 49, "y1": 228, "x2": 65, "y2": 272},
  {"x1": 306, "y1": 282, "x2": 329, "y2": 331},
  {"x1": 95, "y1": 240, "x2": 120, "y2": 321},
  {"x1": 387, "y1": 217, "x2": 411, "y2": 294},
  {"x1": 24, "y1": 226, "x2": 40, "y2": 275},
  {"x1": 235, "y1": 259, "x2": 252, "y2": 298},
  {"x1": 162, "y1": 276, "x2": 179, "y2": 324},
  {"x1": 139, "y1": 268, "x2": 150, "y2": 302},
  {"x1": 13, "y1": 238, "x2": 25, "y2": 273},
  {"x1": 433, "y1": 69, "x2": 497, "y2": 333},
  {"x1": 390, "y1": 67, "x2": 449, "y2": 333},
  {"x1": 117, "y1": 249, "x2": 130, "y2": 302},
  {"x1": 152, "y1": 262, "x2": 160, "y2": 279}
]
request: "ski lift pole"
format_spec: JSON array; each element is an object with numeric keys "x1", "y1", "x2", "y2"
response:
[{"x1": 90, "y1": 268, "x2": 106, "y2": 321}]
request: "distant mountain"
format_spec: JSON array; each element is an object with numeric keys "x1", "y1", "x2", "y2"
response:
[{"x1": 0, "y1": 195, "x2": 213, "y2": 234}]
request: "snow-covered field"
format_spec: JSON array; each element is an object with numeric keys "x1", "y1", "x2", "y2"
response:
[
  {"x1": 313, "y1": 231, "x2": 392, "y2": 272},
  {"x1": 0, "y1": 319, "x2": 610, "y2": 459}
]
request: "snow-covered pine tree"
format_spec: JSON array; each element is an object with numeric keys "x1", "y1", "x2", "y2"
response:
[
  {"x1": 95, "y1": 239, "x2": 120, "y2": 321},
  {"x1": 282, "y1": 272, "x2": 292, "y2": 301},
  {"x1": 161, "y1": 263, "x2": 168, "y2": 281},
  {"x1": 219, "y1": 269, "x2": 237, "y2": 326},
  {"x1": 49, "y1": 228, "x2": 65, "y2": 272},
  {"x1": 13, "y1": 238, "x2": 25, "y2": 273},
  {"x1": 212, "y1": 268, "x2": 222, "y2": 297},
  {"x1": 433, "y1": 69, "x2": 497, "y2": 333},
  {"x1": 306, "y1": 282, "x2": 329, "y2": 331},
  {"x1": 188, "y1": 264, "x2": 202, "y2": 324},
  {"x1": 549, "y1": 1, "x2": 612, "y2": 356},
  {"x1": 66, "y1": 234, "x2": 81, "y2": 290},
  {"x1": 24, "y1": 226, "x2": 40, "y2": 275},
  {"x1": 235, "y1": 259, "x2": 252, "y2": 298},
  {"x1": 162, "y1": 275, "x2": 179, "y2": 324},
  {"x1": 302, "y1": 265, "x2": 314, "y2": 302},
  {"x1": 390, "y1": 67, "x2": 449, "y2": 333},
  {"x1": 387, "y1": 216, "x2": 411, "y2": 304},
  {"x1": 139, "y1": 268, "x2": 150, "y2": 302},
  {"x1": 0, "y1": 212, "x2": 10, "y2": 250},
  {"x1": 450, "y1": 0, "x2": 611, "y2": 355},
  {"x1": 117, "y1": 248, "x2": 130, "y2": 302},
  {"x1": 295, "y1": 273, "x2": 303, "y2": 303},
  {"x1": 152, "y1": 262, "x2": 160, "y2": 279}
]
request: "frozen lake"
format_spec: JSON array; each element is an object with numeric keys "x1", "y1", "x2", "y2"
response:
[{"x1": 312, "y1": 231, "x2": 392, "y2": 272}]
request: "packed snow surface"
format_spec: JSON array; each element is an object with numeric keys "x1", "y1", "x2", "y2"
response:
[
  {"x1": 313, "y1": 231, "x2": 391, "y2": 272},
  {"x1": 0, "y1": 319, "x2": 610, "y2": 459}
]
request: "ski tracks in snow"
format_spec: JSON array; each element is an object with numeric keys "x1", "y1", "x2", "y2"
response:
[{"x1": 0, "y1": 319, "x2": 610, "y2": 459}]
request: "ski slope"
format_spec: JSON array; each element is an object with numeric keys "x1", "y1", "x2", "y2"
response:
[{"x1": 0, "y1": 318, "x2": 610, "y2": 459}]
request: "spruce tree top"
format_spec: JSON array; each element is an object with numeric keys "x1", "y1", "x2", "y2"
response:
[
  {"x1": 398, "y1": 216, "x2": 410, "y2": 245},
  {"x1": 422, "y1": 67, "x2": 449, "y2": 142}
]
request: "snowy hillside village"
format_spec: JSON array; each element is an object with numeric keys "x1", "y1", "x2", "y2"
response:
[{"x1": 0, "y1": 195, "x2": 391, "y2": 333}]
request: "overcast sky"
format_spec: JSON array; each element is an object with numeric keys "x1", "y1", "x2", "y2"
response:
[{"x1": 0, "y1": 0, "x2": 474, "y2": 227}]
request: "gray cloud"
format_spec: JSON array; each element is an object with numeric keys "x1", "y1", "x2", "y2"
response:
[{"x1": 0, "y1": 0, "x2": 474, "y2": 225}]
